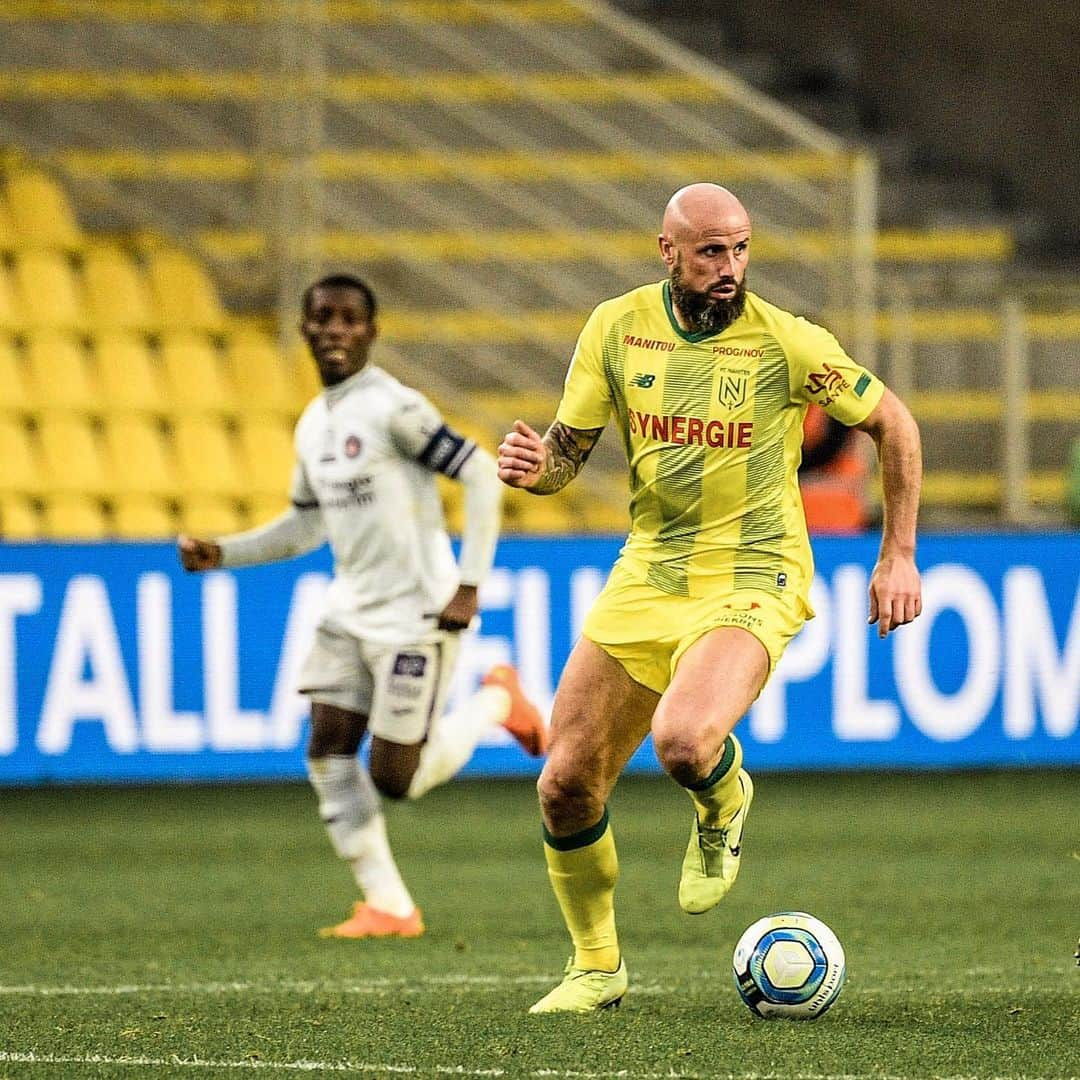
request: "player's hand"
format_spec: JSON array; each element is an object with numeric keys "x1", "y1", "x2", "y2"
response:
[
  {"x1": 868, "y1": 551, "x2": 921, "y2": 638},
  {"x1": 497, "y1": 419, "x2": 546, "y2": 489},
  {"x1": 177, "y1": 534, "x2": 223, "y2": 572},
  {"x1": 437, "y1": 584, "x2": 478, "y2": 631}
]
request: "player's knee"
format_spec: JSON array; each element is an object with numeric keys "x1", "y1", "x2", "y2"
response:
[
  {"x1": 537, "y1": 768, "x2": 603, "y2": 833},
  {"x1": 369, "y1": 764, "x2": 411, "y2": 801},
  {"x1": 653, "y1": 732, "x2": 714, "y2": 788}
]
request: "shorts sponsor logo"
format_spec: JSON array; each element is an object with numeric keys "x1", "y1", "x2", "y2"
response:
[{"x1": 392, "y1": 653, "x2": 428, "y2": 678}]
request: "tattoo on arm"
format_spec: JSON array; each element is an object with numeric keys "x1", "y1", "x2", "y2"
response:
[{"x1": 531, "y1": 421, "x2": 603, "y2": 494}]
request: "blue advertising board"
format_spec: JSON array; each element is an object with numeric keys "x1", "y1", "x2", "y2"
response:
[{"x1": 0, "y1": 534, "x2": 1077, "y2": 784}]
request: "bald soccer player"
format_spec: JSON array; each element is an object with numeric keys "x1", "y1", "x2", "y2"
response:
[{"x1": 498, "y1": 184, "x2": 922, "y2": 1013}]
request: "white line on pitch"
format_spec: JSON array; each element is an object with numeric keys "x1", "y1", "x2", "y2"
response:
[{"x1": 0, "y1": 1053, "x2": 1074, "y2": 1080}]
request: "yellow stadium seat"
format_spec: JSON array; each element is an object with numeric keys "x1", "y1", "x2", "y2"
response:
[
  {"x1": 177, "y1": 494, "x2": 245, "y2": 537},
  {"x1": 24, "y1": 331, "x2": 101, "y2": 414},
  {"x1": 0, "y1": 263, "x2": 20, "y2": 332},
  {"x1": 234, "y1": 415, "x2": 294, "y2": 497},
  {"x1": 83, "y1": 245, "x2": 156, "y2": 332},
  {"x1": 289, "y1": 341, "x2": 322, "y2": 401},
  {"x1": 94, "y1": 331, "x2": 168, "y2": 415},
  {"x1": 145, "y1": 248, "x2": 226, "y2": 333},
  {"x1": 504, "y1": 492, "x2": 572, "y2": 534},
  {"x1": 35, "y1": 414, "x2": 112, "y2": 496},
  {"x1": 0, "y1": 493, "x2": 41, "y2": 539},
  {"x1": 246, "y1": 492, "x2": 291, "y2": 526},
  {"x1": 0, "y1": 196, "x2": 15, "y2": 251},
  {"x1": 4, "y1": 170, "x2": 83, "y2": 250},
  {"x1": 102, "y1": 415, "x2": 179, "y2": 497},
  {"x1": 41, "y1": 493, "x2": 109, "y2": 539},
  {"x1": 0, "y1": 416, "x2": 44, "y2": 494},
  {"x1": 171, "y1": 415, "x2": 246, "y2": 498},
  {"x1": 159, "y1": 331, "x2": 236, "y2": 414},
  {"x1": 225, "y1": 327, "x2": 302, "y2": 417},
  {"x1": 0, "y1": 335, "x2": 35, "y2": 415},
  {"x1": 13, "y1": 250, "x2": 85, "y2": 332},
  {"x1": 111, "y1": 493, "x2": 176, "y2": 539}
]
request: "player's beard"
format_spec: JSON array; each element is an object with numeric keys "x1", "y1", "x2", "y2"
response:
[{"x1": 669, "y1": 263, "x2": 747, "y2": 335}]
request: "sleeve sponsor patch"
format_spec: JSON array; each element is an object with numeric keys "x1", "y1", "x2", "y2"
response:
[
  {"x1": 418, "y1": 424, "x2": 476, "y2": 478},
  {"x1": 854, "y1": 372, "x2": 872, "y2": 398}
]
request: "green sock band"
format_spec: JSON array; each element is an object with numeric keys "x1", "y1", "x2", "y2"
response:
[
  {"x1": 684, "y1": 735, "x2": 737, "y2": 792},
  {"x1": 543, "y1": 807, "x2": 610, "y2": 851}
]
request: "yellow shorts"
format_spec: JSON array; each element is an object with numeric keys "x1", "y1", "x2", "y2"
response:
[{"x1": 582, "y1": 559, "x2": 810, "y2": 695}]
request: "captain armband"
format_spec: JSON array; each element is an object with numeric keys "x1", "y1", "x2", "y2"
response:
[{"x1": 417, "y1": 424, "x2": 476, "y2": 479}]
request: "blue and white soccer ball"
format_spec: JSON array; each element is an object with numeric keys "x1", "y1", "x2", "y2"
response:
[{"x1": 732, "y1": 911, "x2": 846, "y2": 1019}]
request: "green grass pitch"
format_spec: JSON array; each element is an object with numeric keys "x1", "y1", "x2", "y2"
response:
[{"x1": 1, "y1": 770, "x2": 1077, "y2": 1079}]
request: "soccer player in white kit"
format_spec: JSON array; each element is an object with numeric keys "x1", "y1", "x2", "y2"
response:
[{"x1": 178, "y1": 273, "x2": 547, "y2": 939}]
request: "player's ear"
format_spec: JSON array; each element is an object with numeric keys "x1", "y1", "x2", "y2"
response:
[{"x1": 658, "y1": 234, "x2": 675, "y2": 268}]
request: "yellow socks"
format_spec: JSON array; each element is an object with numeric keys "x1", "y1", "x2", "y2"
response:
[
  {"x1": 543, "y1": 809, "x2": 621, "y2": 973},
  {"x1": 684, "y1": 734, "x2": 744, "y2": 827}
]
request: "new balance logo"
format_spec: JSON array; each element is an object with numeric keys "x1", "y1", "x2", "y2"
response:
[{"x1": 630, "y1": 372, "x2": 656, "y2": 388}]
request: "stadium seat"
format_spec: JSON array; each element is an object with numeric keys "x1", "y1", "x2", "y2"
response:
[
  {"x1": 4, "y1": 169, "x2": 83, "y2": 250},
  {"x1": 111, "y1": 493, "x2": 176, "y2": 539},
  {"x1": 24, "y1": 331, "x2": 102, "y2": 415},
  {"x1": 171, "y1": 415, "x2": 247, "y2": 498},
  {"x1": 13, "y1": 250, "x2": 85, "y2": 332},
  {"x1": 0, "y1": 335, "x2": 35, "y2": 416},
  {"x1": 225, "y1": 327, "x2": 301, "y2": 417},
  {"x1": 159, "y1": 331, "x2": 236, "y2": 415},
  {"x1": 102, "y1": 415, "x2": 179, "y2": 497},
  {"x1": 234, "y1": 415, "x2": 295, "y2": 497},
  {"x1": 0, "y1": 493, "x2": 41, "y2": 539},
  {"x1": 94, "y1": 331, "x2": 169, "y2": 415},
  {"x1": 83, "y1": 245, "x2": 157, "y2": 332},
  {"x1": 246, "y1": 492, "x2": 291, "y2": 525},
  {"x1": 288, "y1": 340, "x2": 322, "y2": 401},
  {"x1": 0, "y1": 196, "x2": 15, "y2": 251},
  {"x1": 0, "y1": 416, "x2": 44, "y2": 495},
  {"x1": 35, "y1": 414, "x2": 112, "y2": 497},
  {"x1": 177, "y1": 494, "x2": 245, "y2": 536},
  {"x1": 145, "y1": 248, "x2": 227, "y2": 333},
  {"x1": 40, "y1": 493, "x2": 110, "y2": 540},
  {"x1": 0, "y1": 264, "x2": 18, "y2": 332}
]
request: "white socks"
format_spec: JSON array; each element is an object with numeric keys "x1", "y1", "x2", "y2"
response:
[
  {"x1": 306, "y1": 755, "x2": 415, "y2": 917},
  {"x1": 406, "y1": 684, "x2": 510, "y2": 799}
]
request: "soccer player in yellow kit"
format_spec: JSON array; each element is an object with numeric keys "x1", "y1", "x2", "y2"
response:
[{"x1": 498, "y1": 184, "x2": 923, "y2": 1013}]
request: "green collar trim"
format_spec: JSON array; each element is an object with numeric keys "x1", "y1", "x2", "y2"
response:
[{"x1": 662, "y1": 279, "x2": 723, "y2": 343}]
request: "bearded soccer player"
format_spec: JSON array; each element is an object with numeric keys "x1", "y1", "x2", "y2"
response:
[
  {"x1": 179, "y1": 273, "x2": 547, "y2": 940},
  {"x1": 498, "y1": 184, "x2": 922, "y2": 1012}
]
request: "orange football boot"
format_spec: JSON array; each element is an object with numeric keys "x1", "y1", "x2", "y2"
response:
[
  {"x1": 482, "y1": 664, "x2": 549, "y2": 757},
  {"x1": 318, "y1": 902, "x2": 425, "y2": 939}
]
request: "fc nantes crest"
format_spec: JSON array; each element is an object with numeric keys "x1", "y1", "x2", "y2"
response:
[{"x1": 717, "y1": 373, "x2": 748, "y2": 410}]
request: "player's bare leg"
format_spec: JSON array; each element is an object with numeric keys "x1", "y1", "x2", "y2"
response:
[
  {"x1": 307, "y1": 703, "x2": 422, "y2": 939},
  {"x1": 652, "y1": 628, "x2": 768, "y2": 914},
  {"x1": 529, "y1": 639, "x2": 657, "y2": 1014}
]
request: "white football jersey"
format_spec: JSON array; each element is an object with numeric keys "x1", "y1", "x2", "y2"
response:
[{"x1": 291, "y1": 365, "x2": 475, "y2": 643}]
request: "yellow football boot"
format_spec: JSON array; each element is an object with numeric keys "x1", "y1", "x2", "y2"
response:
[
  {"x1": 678, "y1": 769, "x2": 754, "y2": 914},
  {"x1": 528, "y1": 958, "x2": 628, "y2": 1014}
]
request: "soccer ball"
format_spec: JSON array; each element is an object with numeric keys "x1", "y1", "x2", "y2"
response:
[{"x1": 732, "y1": 911, "x2": 846, "y2": 1019}]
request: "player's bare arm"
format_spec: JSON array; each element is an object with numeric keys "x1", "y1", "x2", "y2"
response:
[
  {"x1": 855, "y1": 388, "x2": 923, "y2": 638},
  {"x1": 177, "y1": 535, "x2": 222, "y2": 571},
  {"x1": 497, "y1": 419, "x2": 603, "y2": 494},
  {"x1": 437, "y1": 584, "x2": 478, "y2": 631}
]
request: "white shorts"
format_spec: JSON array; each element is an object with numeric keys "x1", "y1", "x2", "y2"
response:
[{"x1": 297, "y1": 624, "x2": 460, "y2": 745}]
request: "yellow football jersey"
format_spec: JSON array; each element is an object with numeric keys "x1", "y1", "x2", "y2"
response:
[{"x1": 556, "y1": 281, "x2": 885, "y2": 602}]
